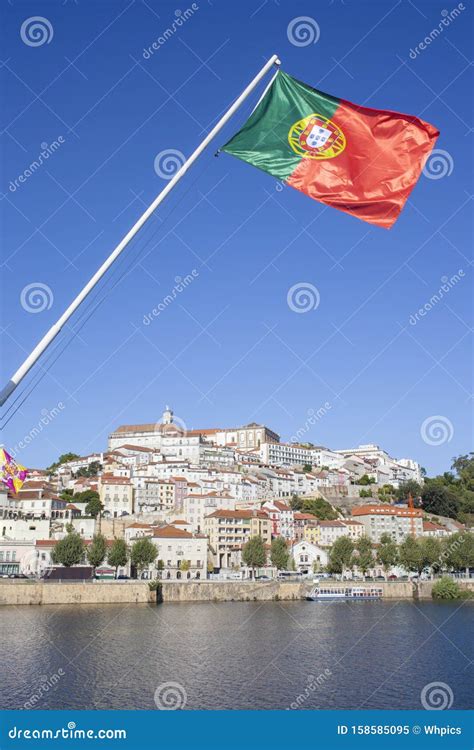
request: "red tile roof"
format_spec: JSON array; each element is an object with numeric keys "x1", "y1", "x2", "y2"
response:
[
  {"x1": 206, "y1": 509, "x2": 269, "y2": 520},
  {"x1": 152, "y1": 525, "x2": 193, "y2": 539},
  {"x1": 352, "y1": 504, "x2": 423, "y2": 518}
]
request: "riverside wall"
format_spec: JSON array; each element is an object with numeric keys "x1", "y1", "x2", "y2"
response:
[{"x1": 1, "y1": 579, "x2": 465, "y2": 606}]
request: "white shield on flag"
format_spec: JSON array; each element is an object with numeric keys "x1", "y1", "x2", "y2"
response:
[{"x1": 307, "y1": 124, "x2": 332, "y2": 149}]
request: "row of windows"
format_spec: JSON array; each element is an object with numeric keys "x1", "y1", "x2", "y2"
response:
[{"x1": 0, "y1": 551, "x2": 17, "y2": 561}]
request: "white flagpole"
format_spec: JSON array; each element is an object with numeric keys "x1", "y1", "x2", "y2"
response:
[{"x1": 1, "y1": 54, "x2": 281, "y2": 408}]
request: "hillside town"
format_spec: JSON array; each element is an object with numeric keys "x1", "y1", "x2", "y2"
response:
[{"x1": 0, "y1": 407, "x2": 470, "y2": 582}]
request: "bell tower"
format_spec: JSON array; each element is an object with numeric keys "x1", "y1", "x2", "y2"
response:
[{"x1": 162, "y1": 405, "x2": 173, "y2": 425}]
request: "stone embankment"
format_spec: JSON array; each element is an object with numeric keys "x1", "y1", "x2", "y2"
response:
[{"x1": 4, "y1": 579, "x2": 472, "y2": 606}]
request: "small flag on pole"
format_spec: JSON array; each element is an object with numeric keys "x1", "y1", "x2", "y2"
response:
[
  {"x1": 0, "y1": 448, "x2": 28, "y2": 493},
  {"x1": 222, "y1": 71, "x2": 439, "y2": 228}
]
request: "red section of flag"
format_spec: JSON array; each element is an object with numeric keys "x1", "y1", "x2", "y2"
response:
[{"x1": 285, "y1": 100, "x2": 439, "y2": 228}]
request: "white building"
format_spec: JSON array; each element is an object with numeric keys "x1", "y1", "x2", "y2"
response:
[
  {"x1": 138, "y1": 524, "x2": 207, "y2": 580},
  {"x1": 108, "y1": 407, "x2": 279, "y2": 453},
  {"x1": 291, "y1": 540, "x2": 328, "y2": 574},
  {"x1": 99, "y1": 475, "x2": 134, "y2": 517}
]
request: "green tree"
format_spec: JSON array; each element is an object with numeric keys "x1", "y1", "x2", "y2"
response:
[
  {"x1": 84, "y1": 495, "x2": 103, "y2": 519},
  {"x1": 378, "y1": 484, "x2": 395, "y2": 502},
  {"x1": 420, "y1": 536, "x2": 442, "y2": 579},
  {"x1": 74, "y1": 488, "x2": 101, "y2": 505},
  {"x1": 353, "y1": 536, "x2": 374, "y2": 576},
  {"x1": 242, "y1": 536, "x2": 266, "y2": 579},
  {"x1": 399, "y1": 536, "x2": 424, "y2": 575},
  {"x1": 327, "y1": 536, "x2": 354, "y2": 576},
  {"x1": 396, "y1": 480, "x2": 422, "y2": 503},
  {"x1": 452, "y1": 453, "x2": 474, "y2": 491},
  {"x1": 421, "y1": 482, "x2": 459, "y2": 519},
  {"x1": 130, "y1": 538, "x2": 157, "y2": 578},
  {"x1": 76, "y1": 461, "x2": 102, "y2": 478},
  {"x1": 377, "y1": 533, "x2": 399, "y2": 579},
  {"x1": 359, "y1": 488, "x2": 372, "y2": 498},
  {"x1": 87, "y1": 533, "x2": 107, "y2": 572},
  {"x1": 300, "y1": 497, "x2": 338, "y2": 521},
  {"x1": 358, "y1": 474, "x2": 376, "y2": 486},
  {"x1": 180, "y1": 559, "x2": 190, "y2": 572},
  {"x1": 302, "y1": 463, "x2": 312, "y2": 473},
  {"x1": 107, "y1": 538, "x2": 128, "y2": 577},
  {"x1": 289, "y1": 494, "x2": 303, "y2": 511},
  {"x1": 270, "y1": 538, "x2": 289, "y2": 570},
  {"x1": 51, "y1": 529, "x2": 85, "y2": 567},
  {"x1": 442, "y1": 532, "x2": 474, "y2": 575}
]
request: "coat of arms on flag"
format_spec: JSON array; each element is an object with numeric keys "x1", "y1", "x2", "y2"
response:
[{"x1": 0, "y1": 448, "x2": 28, "y2": 493}]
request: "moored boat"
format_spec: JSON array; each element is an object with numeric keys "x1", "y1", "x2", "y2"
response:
[{"x1": 306, "y1": 585, "x2": 383, "y2": 601}]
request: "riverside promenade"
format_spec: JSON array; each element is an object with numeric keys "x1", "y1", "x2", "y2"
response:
[{"x1": 2, "y1": 579, "x2": 473, "y2": 606}]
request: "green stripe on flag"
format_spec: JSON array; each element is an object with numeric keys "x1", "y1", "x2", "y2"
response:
[{"x1": 222, "y1": 71, "x2": 341, "y2": 181}]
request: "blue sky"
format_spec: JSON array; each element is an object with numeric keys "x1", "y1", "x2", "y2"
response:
[{"x1": 1, "y1": 0, "x2": 472, "y2": 474}]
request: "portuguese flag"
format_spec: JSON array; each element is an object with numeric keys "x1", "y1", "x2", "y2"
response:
[{"x1": 222, "y1": 71, "x2": 439, "y2": 229}]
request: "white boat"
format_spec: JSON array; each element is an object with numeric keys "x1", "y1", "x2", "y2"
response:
[{"x1": 306, "y1": 585, "x2": 383, "y2": 601}]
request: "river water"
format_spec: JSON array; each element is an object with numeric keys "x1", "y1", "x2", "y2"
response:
[{"x1": 0, "y1": 600, "x2": 472, "y2": 710}]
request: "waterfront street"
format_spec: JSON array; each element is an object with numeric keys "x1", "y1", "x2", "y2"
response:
[{"x1": 1, "y1": 601, "x2": 472, "y2": 711}]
